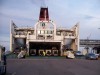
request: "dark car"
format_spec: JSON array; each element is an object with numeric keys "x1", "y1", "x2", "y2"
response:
[
  {"x1": 97, "y1": 53, "x2": 100, "y2": 58},
  {"x1": 74, "y1": 51, "x2": 84, "y2": 59},
  {"x1": 74, "y1": 51, "x2": 83, "y2": 56},
  {"x1": 85, "y1": 53, "x2": 98, "y2": 60}
]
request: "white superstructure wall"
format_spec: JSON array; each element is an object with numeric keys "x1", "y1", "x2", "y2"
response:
[{"x1": 10, "y1": 20, "x2": 79, "y2": 56}]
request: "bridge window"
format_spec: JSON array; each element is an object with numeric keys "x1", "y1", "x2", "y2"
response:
[
  {"x1": 38, "y1": 30, "x2": 41, "y2": 34},
  {"x1": 40, "y1": 23, "x2": 45, "y2": 27},
  {"x1": 69, "y1": 33, "x2": 72, "y2": 36},
  {"x1": 41, "y1": 30, "x2": 44, "y2": 34},
  {"x1": 56, "y1": 31, "x2": 61, "y2": 35},
  {"x1": 45, "y1": 30, "x2": 48, "y2": 34},
  {"x1": 47, "y1": 30, "x2": 53, "y2": 34}
]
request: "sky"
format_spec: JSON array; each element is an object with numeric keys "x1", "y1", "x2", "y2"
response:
[{"x1": 0, "y1": 0, "x2": 100, "y2": 50}]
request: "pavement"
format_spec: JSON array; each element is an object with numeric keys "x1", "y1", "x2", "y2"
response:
[{"x1": 7, "y1": 58, "x2": 100, "y2": 75}]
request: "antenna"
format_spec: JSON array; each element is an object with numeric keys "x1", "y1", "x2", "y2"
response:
[
  {"x1": 85, "y1": 33, "x2": 92, "y2": 53},
  {"x1": 87, "y1": 33, "x2": 91, "y2": 40}
]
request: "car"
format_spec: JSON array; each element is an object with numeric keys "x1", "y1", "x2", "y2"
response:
[
  {"x1": 98, "y1": 54, "x2": 100, "y2": 58},
  {"x1": 74, "y1": 51, "x2": 83, "y2": 56},
  {"x1": 66, "y1": 51, "x2": 75, "y2": 59},
  {"x1": 13, "y1": 48, "x2": 21, "y2": 54},
  {"x1": 74, "y1": 51, "x2": 84, "y2": 59},
  {"x1": 85, "y1": 53, "x2": 98, "y2": 60},
  {"x1": 95, "y1": 54, "x2": 99, "y2": 57}
]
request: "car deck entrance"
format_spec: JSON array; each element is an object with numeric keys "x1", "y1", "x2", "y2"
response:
[{"x1": 29, "y1": 42, "x2": 61, "y2": 56}]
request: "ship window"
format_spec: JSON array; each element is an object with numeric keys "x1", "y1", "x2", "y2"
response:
[
  {"x1": 42, "y1": 23, "x2": 45, "y2": 27},
  {"x1": 65, "y1": 32, "x2": 68, "y2": 36},
  {"x1": 41, "y1": 30, "x2": 44, "y2": 34},
  {"x1": 38, "y1": 30, "x2": 41, "y2": 34},
  {"x1": 45, "y1": 30, "x2": 48, "y2": 34},
  {"x1": 56, "y1": 31, "x2": 61, "y2": 35},
  {"x1": 48, "y1": 30, "x2": 52, "y2": 34}
]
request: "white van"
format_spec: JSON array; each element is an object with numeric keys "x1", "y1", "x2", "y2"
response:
[{"x1": 66, "y1": 51, "x2": 75, "y2": 59}]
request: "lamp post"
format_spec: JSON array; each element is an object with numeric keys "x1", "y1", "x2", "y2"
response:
[{"x1": 85, "y1": 33, "x2": 91, "y2": 53}]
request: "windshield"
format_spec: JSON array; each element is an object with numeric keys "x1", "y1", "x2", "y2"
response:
[
  {"x1": 76, "y1": 51, "x2": 81, "y2": 53},
  {"x1": 88, "y1": 53, "x2": 95, "y2": 56}
]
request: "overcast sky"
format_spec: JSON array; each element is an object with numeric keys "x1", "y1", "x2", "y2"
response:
[{"x1": 0, "y1": 0, "x2": 100, "y2": 50}]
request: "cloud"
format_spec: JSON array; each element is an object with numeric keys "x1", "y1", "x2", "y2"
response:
[
  {"x1": 84, "y1": 15, "x2": 96, "y2": 19},
  {"x1": 0, "y1": 0, "x2": 100, "y2": 50}
]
